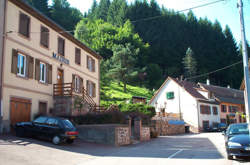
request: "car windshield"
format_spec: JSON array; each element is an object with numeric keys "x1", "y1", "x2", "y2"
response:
[
  {"x1": 62, "y1": 120, "x2": 75, "y2": 129},
  {"x1": 228, "y1": 124, "x2": 249, "y2": 135}
]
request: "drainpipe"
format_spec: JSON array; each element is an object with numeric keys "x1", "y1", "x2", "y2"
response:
[
  {"x1": 0, "y1": 0, "x2": 7, "y2": 133},
  {"x1": 196, "y1": 101, "x2": 200, "y2": 132}
]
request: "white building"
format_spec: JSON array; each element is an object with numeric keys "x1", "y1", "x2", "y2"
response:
[{"x1": 149, "y1": 77, "x2": 220, "y2": 133}]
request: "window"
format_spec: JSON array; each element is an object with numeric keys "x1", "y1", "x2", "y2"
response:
[
  {"x1": 34, "y1": 116, "x2": 47, "y2": 124},
  {"x1": 166, "y1": 92, "x2": 174, "y2": 99},
  {"x1": 228, "y1": 106, "x2": 233, "y2": 113},
  {"x1": 232, "y1": 106, "x2": 238, "y2": 113},
  {"x1": 11, "y1": 49, "x2": 34, "y2": 78},
  {"x1": 87, "y1": 80, "x2": 96, "y2": 97},
  {"x1": 87, "y1": 56, "x2": 95, "y2": 72},
  {"x1": 35, "y1": 59, "x2": 52, "y2": 84},
  {"x1": 39, "y1": 102, "x2": 47, "y2": 115},
  {"x1": 221, "y1": 105, "x2": 227, "y2": 113},
  {"x1": 40, "y1": 26, "x2": 49, "y2": 48},
  {"x1": 19, "y1": 12, "x2": 30, "y2": 38},
  {"x1": 73, "y1": 75, "x2": 83, "y2": 93},
  {"x1": 46, "y1": 118, "x2": 58, "y2": 126},
  {"x1": 40, "y1": 62, "x2": 46, "y2": 83},
  {"x1": 212, "y1": 106, "x2": 218, "y2": 115},
  {"x1": 58, "y1": 37, "x2": 65, "y2": 56},
  {"x1": 200, "y1": 105, "x2": 211, "y2": 115},
  {"x1": 75, "y1": 48, "x2": 81, "y2": 65},
  {"x1": 17, "y1": 54, "x2": 26, "y2": 77}
]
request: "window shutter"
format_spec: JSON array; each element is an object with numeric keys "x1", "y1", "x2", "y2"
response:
[
  {"x1": 19, "y1": 13, "x2": 26, "y2": 36},
  {"x1": 58, "y1": 37, "x2": 64, "y2": 56},
  {"x1": 41, "y1": 26, "x2": 49, "y2": 48},
  {"x1": 28, "y1": 56, "x2": 34, "y2": 78},
  {"x1": 11, "y1": 49, "x2": 18, "y2": 74},
  {"x1": 26, "y1": 16, "x2": 30, "y2": 38},
  {"x1": 86, "y1": 80, "x2": 89, "y2": 95},
  {"x1": 75, "y1": 48, "x2": 81, "y2": 65},
  {"x1": 87, "y1": 56, "x2": 89, "y2": 69},
  {"x1": 92, "y1": 59, "x2": 95, "y2": 72},
  {"x1": 93, "y1": 82, "x2": 96, "y2": 97},
  {"x1": 35, "y1": 59, "x2": 40, "y2": 80},
  {"x1": 47, "y1": 64, "x2": 52, "y2": 84},
  {"x1": 80, "y1": 77, "x2": 83, "y2": 93},
  {"x1": 72, "y1": 74, "x2": 75, "y2": 89}
]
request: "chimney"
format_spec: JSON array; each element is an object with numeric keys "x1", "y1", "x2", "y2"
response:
[
  {"x1": 180, "y1": 75, "x2": 183, "y2": 81},
  {"x1": 227, "y1": 85, "x2": 230, "y2": 88},
  {"x1": 206, "y1": 79, "x2": 210, "y2": 85}
]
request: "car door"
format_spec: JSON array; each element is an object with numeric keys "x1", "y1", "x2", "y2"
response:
[
  {"x1": 32, "y1": 116, "x2": 48, "y2": 138},
  {"x1": 44, "y1": 118, "x2": 62, "y2": 140}
]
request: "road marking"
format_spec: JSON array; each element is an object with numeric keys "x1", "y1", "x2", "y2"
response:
[{"x1": 168, "y1": 149, "x2": 183, "y2": 159}]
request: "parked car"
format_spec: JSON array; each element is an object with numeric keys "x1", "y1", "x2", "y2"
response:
[
  {"x1": 14, "y1": 116, "x2": 78, "y2": 145},
  {"x1": 223, "y1": 123, "x2": 250, "y2": 160},
  {"x1": 211, "y1": 123, "x2": 227, "y2": 132}
]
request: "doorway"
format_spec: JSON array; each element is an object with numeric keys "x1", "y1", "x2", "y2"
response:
[{"x1": 57, "y1": 69, "x2": 64, "y2": 95}]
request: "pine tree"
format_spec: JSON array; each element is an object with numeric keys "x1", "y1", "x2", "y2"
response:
[
  {"x1": 182, "y1": 47, "x2": 197, "y2": 79},
  {"x1": 107, "y1": 0, "x2": 127, "y2": 26},
  {"x1": 96, "y1": 0, "x2": 110, "y2": 21}
]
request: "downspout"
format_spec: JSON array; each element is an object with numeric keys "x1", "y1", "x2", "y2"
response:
[
  {"x1": 0, "y1": 0, "x2": 7, "y2": 132},
  {"x1": 178, "y1": 85, "x2": 182, "y2": 120}
]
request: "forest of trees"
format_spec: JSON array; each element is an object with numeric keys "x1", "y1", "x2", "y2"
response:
[{"x1": 24, "y1": 0, "x2": 249, "y2": 90}]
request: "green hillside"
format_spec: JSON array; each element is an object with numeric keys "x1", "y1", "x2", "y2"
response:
[{"x1": 101, "y1": 82, "x2": 154, "y2": 106}]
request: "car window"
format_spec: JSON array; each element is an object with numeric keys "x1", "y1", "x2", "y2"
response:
[
  {"x1": 33, "y1": 116, "x2": 47, "y2": 124},
  {"x1": 62, "y1": 120, "x2": 74, "y2": 129},
  {"x1": 228, "y1": 124, "x2": 249, "y2": 135},
  {"x1": 46, "y1": 118, "x2": 58, "y2": 126}
]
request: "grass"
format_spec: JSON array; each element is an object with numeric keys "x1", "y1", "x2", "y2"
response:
[{"x1": 101, "y1": 82, "x2": 154, "y2": 106}]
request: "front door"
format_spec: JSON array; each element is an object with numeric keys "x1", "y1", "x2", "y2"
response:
[{"x1": 57, "y1": 69, "x2": 64, "y2": 95}]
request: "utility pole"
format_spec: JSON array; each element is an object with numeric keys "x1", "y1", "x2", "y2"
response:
[{"x1": 238, "y1": 0, "x2": 250, "y2": 127}]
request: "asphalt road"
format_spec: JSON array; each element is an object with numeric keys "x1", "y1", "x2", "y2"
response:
[{"x1": 0, "y1": 133, "x2": 249, "y2": 165}]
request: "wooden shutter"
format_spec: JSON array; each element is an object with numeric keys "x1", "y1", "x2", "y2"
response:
[
  {"x1": 11, "y1": 49, "x2": 18, "y2": 74},
  {"x1": 92, "y1": 82, "x2": 96, "y2": 97},
  {"x1": 80, "y1": 77, "x2": 83, "y2": 93},
  {"x1": 72, "y1": 74, "x2": 75, "y2": 89},
  {"x1": 92, "y1": 59, "x2": 95, "y2": 72},
  {"x1": 27, "y1": 56, "x2": 34, "y2": 78},
  {"x1": 75, "y1": 48, "x2": 81, "y2": 65},
  {"x1": 58, "y1": 37, "x2": 65, "y2": 56},
  {"x1": 86, "y1": 80, "x2": 89, "y2": 95},
  {"x1": 41, "y1": 26, "x2": 49, "y2": 48},
  {"x1": 47, "y1": 64, "x2": 52, "y2": 84},
  {"x1": 87, "y1": 56, "x2": 90, "y2": 69},
  {"x1": 19, "y1": 13, "x2": 30, "y2": 38},
  {"x1": 35, "y1": 59, "x2": 40, "y2": 80}
]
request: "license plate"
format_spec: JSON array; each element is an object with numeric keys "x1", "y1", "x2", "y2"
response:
[
  {"x1": 245, "y1": 147, "x2": 250, "y2": 151},
  {"x1": 70, "y1": 136, "x2": 76, "y2": 139}
]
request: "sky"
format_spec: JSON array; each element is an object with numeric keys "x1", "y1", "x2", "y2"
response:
[{"x1": 65, "y1": 0, "x2": 250, "y2": 44}]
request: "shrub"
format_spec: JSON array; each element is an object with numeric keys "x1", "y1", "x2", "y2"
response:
[
  {"x1": 60, "y1": 111, "x2": 127, "y2": 125},
  {"x1": 119, "y1": 103, "x2": 156, "y2": 118}
]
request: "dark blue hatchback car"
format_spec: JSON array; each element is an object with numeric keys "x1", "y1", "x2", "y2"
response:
[
  {"x1": 15, "y1": 116, "x2": 78, "y2": 145},
  {"x1": 223, "y1": 123, "x2": 250, "y2": 160}
]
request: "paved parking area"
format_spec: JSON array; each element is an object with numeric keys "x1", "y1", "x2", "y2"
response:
[{"x1": 0, "y1": 133, "x2": 249, "y2": 165}]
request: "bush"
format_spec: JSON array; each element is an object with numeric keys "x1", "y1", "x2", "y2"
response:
[
  {"x1": 119, "y1": 103, "x2": 156, "y2": 118},
  {"x1": 60, "y1": 111, "x2": 127, "y2": 125}
]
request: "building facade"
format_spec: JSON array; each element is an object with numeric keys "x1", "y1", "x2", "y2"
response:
[
  {"x1": 149, "y1": 77, "x2": 220, "y2": 133},
  {"x1": 0, "y1": 0, "x2": 102, "y2": 133}
]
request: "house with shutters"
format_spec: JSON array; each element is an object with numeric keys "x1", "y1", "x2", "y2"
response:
[
  {"x1": 0, "y1": 0, "x2": 102, "y2": 133},
  {"x1": 149, "y1": 77, "x2": 220, "y2": 133}
]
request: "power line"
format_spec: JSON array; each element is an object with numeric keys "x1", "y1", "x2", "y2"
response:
[
  {"x1": 4, "y1": 0, "x2": 226, "y2": 35},
  {"x1": 131, "y1": 0, "x2": 225, "y2": 23},
  {"x1": 186, "y1": 60, "x2": 242, "y2": 80}
]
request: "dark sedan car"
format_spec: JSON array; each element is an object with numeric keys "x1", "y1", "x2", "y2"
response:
[
  {"x1": 223, "y1": 123, "x2": 250, "y2": 160},
  {"x1": 14, "y1": 116, "x2": 78, "y2": 145}
]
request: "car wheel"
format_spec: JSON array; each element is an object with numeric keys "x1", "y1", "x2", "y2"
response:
[
  {"x1": 66, "y1": 139, "x2": 74, "y2": 144},
  {"x1": 227, "y1": 154, "x2": 233, "y2": 160},
  {"x1": 52, "y1": 136, "x2": 61, "y2": 145}
]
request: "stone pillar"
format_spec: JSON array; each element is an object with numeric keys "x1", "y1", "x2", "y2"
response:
[
  {"x1": 134, "y1": 116, "x2": 142, "y2": 140},
  {"x1": 126, "y1": 115, "x2": 131, "y2": 138}
]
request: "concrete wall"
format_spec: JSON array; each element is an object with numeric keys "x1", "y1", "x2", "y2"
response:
[
  {"x1": 77, "y1": 124, "x2": 130, "y2": 146},
  {"x1": 1, "y1": 1, "x2": 100, "y2": 132}
]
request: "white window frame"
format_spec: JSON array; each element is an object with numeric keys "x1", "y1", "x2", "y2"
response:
[
  {"x1": 74, "y1": 76, "x2": 80, "y2": 92},
  {"x1": 40, "y1": 62, "x2": 46, "y2": 83},
  {"x1": 89, "y1": 82, "x2": 93, "y2": 97},
  {"x1": 17, "y1": 53, "x2": 26, "y2": 77}
]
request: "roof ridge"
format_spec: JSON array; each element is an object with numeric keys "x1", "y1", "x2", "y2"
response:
[{"x1": 199, "y1": 83, "x2": 243, "y2": 92}]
